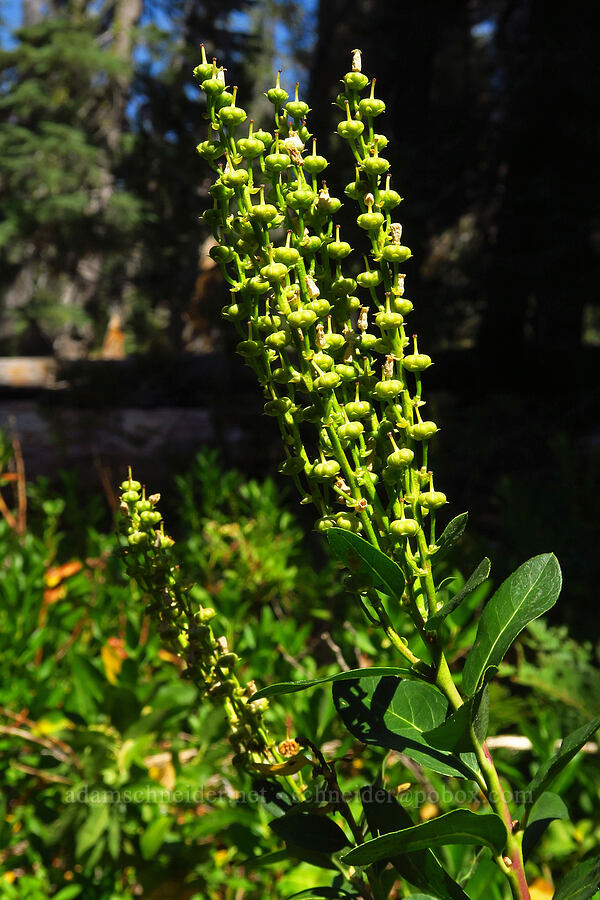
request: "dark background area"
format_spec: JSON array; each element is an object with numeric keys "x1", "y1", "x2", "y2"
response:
[{"x1": 1, "y1": 0, "x2": 599, "y2": 637}]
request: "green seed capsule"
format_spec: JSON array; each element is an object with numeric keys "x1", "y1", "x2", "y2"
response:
[
  {"x1": 382, "y1": 244, "x2": 412, "y2": 263},
  {"x1": 345, "y1": 179, "x2": 369, "y2": 201},
  {"x1": 307, "y1": 298, "x2": 331, "y2": 318},
  {"x1": 403, "y1": 353, "x2": 432, "y2": 372},
  {"x1": 362, "y1": 156, "x2": 390, "y2": 176},
  {"x1": 202, "y1": 208, "x2": 221, "y2": 228},
  {"x1": 193, "y1": 62, "x2": 214, "y2": 82},
  {"x1": 319, "y1": 194, "x2": 342, "y2": 214},
  {"x1": 248, "y1": 203, "x2": 278, "y2": 225},
  {"x1": 387, "y1": 448, "x2": 414, "y2": 468},
  {"x1": 315, "y1": 371, "x2": 341, "y2": 391},
  {"x1": 278, "y1": 457, "x2": 305, "y2": 476},
  {"x1": 254, "y1": 129, "x2": 273, "y2": 147},
  {"x1": 260, "y1": 262, "x2": 288, "y2": 283},
  {"x1": 373, "y1": 379, "x2": 403, "y2": 399},
  {"x1": 222, "y1": 303, "x2": 245, "y2": 321},
  {"x1": 357, "y1": 270, "x2": 382, "y2": 288},
  {"x1": 271, "y1": 366, "x2": 293, "y2": 383},
  {"x1": 354, "y1": 466, "x2": 379, "y2": 486},
  {"x1": 287, "y1": 188, "x2": 316, "y2": 210},
  {"x1": 216, "y1": 651, "x2": 238, "y2": 669},
  {"x1": 199, "y1": 607, "x2": 216, "y2": 623},
  {"x1": 298, "y1": 405, "x2": 321, "y2": 423},
  {"x1": 409, "y1": 421, "x2": 438, "y2": 440},
  {"x1": 267, "y1": 86, "x2": 288, "y2": 105},
  {"x1": 237, "y1": 339, "x2": 262, "y2": 358},
  {"x1": 286, "y1": 99, "x2": 310, "y2": 119},
  {"x1": 376, "y1": 311, "x2": 404, "y2": 329},
  {"x1": 331, "y1": 276, "x2": 357, "y2": 296},
  {"x1": 335, "y1": 364, "x2": 357, "y2": 382},
  {"x1": 273, "y1": 246, "x2": 300, "y2": 266},
  {"x1": 372, "y1": 134, "x2": 389, "y2": 150},
  {"x1": 343, "y1": 71, "x2": 369, "y2": 91},
  {"x1": 337, "y1": 119, "x2": 365, "y2": 140},
  {"x1": 335, "y1": 511, "x2": 362, "y2": 532},
  {"x1": 315, "y1": 515, "x2": 337, "y2": 532},
  {"x1": 303, "y1": 154, "x2": 328, "y2": 175},
  {"x1": 357, "y1": 211, "x2": 384, "y2": 231},
  {"x1": 210, "y1": 245, "x2": 236, "y2": 264},
  {"x1": 288, "y1": 309, "x2": 317, "y2": 329},
  {"x1": 300, "y1": 235, "x2": 322, "y2": 255},
  {"x1": 358, "y1": 333, "x2": 378, "y2": 352},
  {"x1": 379, "y1": 189, "x2": 402, "y2": 209},
  {"x1": 338, "y1": 421, "x2": 364, "y2": 440},
  {"x1": 264, "y1": 397, "x2": 292, "y2": 416},
  {"x1": 128, "y1": 530, "x2": 150, "y2": 546},
  {"x1": 327, "y1": 240, "x2": 352, "y2": 260},
  {"x1": 219, "y1": 105, "x2": 247, "y2": 127},
  {"x1": 334, "y1": 91, "x2": 350, "y2": 110},
  {"x1": 419, "y1": 491, "x2": 447, "y2": 510},
  {"x1": 120, "y1": 479, "x2": 141, "y2": 492},
  {"x1": 196, "y1": 139, "x2": 225, "y2": 160},
  {"x1": 214, "y1": 91, "x2": 234, "y2": 110},
  {"x1": 140, "y1": 510, "x2": 162, "y2": 526},
  {"x1": 135, "y1": 499, "x2": 152, "y2": 512},
  {"x1": 202, "y1": 76, "x2": 225, "y2": 96},
  {"x1": 393, "y1": 298, "x2": 414, "y2": 315},
  {"x1": 122, "y1": 490, "x2": 140, "y2": 503},
  {"x1": 265, "y1": 329, "x2": 291, "y2": 349},
  {"x1": 358, "y1": 97, "x2": 386, "y2": 117},
  {"x1": 264, "y1": 152, "x2": 291, "y2": 173},
  {"x1": 256, "y1": 314, "x2": 282, "y2": 332},
  {"x1": 390, "y1": 518, "x2": 421, "y2": 538},
  {"x1": 247, "y1": 276, "x2": 271, "y2": 294},
  {"x1": 313, "y1": 351, "x2": 334, "y2": 371},
  {"x1": 209, "y1": 182, "x2": 234, "y2": 201},
  {"x1": 312, "y1": 460, "x2": 341, "y2": 480},
  {"x1": 324, "y1": 333, "x2": 346, "y2": 352},
  {"x1": 345, "y1": 400, "x2": 372, "y2": 419},
  {"x1": 237, "y1": 137, "x2": 265, "y2": 158}
]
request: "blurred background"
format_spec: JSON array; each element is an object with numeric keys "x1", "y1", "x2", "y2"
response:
[
  {"x1": 0, "y1": 4, "x2": 599, "y2": 897},
  {"x1": 0, "y1": 0, "x2": 599, "y2": 632}
]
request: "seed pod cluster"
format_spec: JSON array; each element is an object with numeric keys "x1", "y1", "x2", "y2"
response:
[
  {"x1": 196, "y1": 46, "x2": 448, "y2": 616},
  {"x1": 118, "y1": 471, "x2": 274, "y2": 764}
]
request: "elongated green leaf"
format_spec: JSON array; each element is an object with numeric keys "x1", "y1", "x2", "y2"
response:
[
  {"x1": 424, "y1": 688, "x2": 489, "y2": 752},
  {"x1": 522, "y1": 792, "x2": 568, "y2": 860},
  {"x1": 426, "y1": 559, "x2": 491, "y2": 631},
  {"x1": 361, "y1": 785, "x2": 471, "y2": 900},
  {"x1": 270, "y1": 812, "x2": 349, "y2": 855},
  {"x1": 525, "y1": 716, "x2": 600, "y2": 814},
  {"x1": 285, "y1": 890, "x2": 357, "y2": 899},
  {"x1": 75, "y1": 803, "x2": 110, "y2": 858},
  {"x1": 333, "y1": 676, "x2": 479, "y2": 780},
  {"x1": 327, "y1": 528, "x2": 405, "y2": 599},
  {"x1": 341, "y1": 810, "x2": 507, "y2": 866},
  {"x1": 53, "y1": 888, "x2": 84, "y2": 900},
  {"x1": 252, "y1": 667, "x2": 414, "y2": 702},
  {"x1": 434, "y1": 513, "x2": 468, "y2": 559},
  {"x1": 462, "y1": 554, "x2": 562, "y2": 695},
  {"x1": 553, "y1": 855, "x2": 600, "y2": 900},
  {"x1": 140, "y1": 815, "x2": 172, "y2": 860},
  {"x1": 243, "y1": 849, "x2": 289, "y2": 869}
]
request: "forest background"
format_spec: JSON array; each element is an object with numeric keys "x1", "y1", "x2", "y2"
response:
[
  {"x1": 1, "y1": 0, "x2": 599, "y2": 635},
  {"x1": 0, "y1": 2, "x2": 600, "y2": 897}
]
